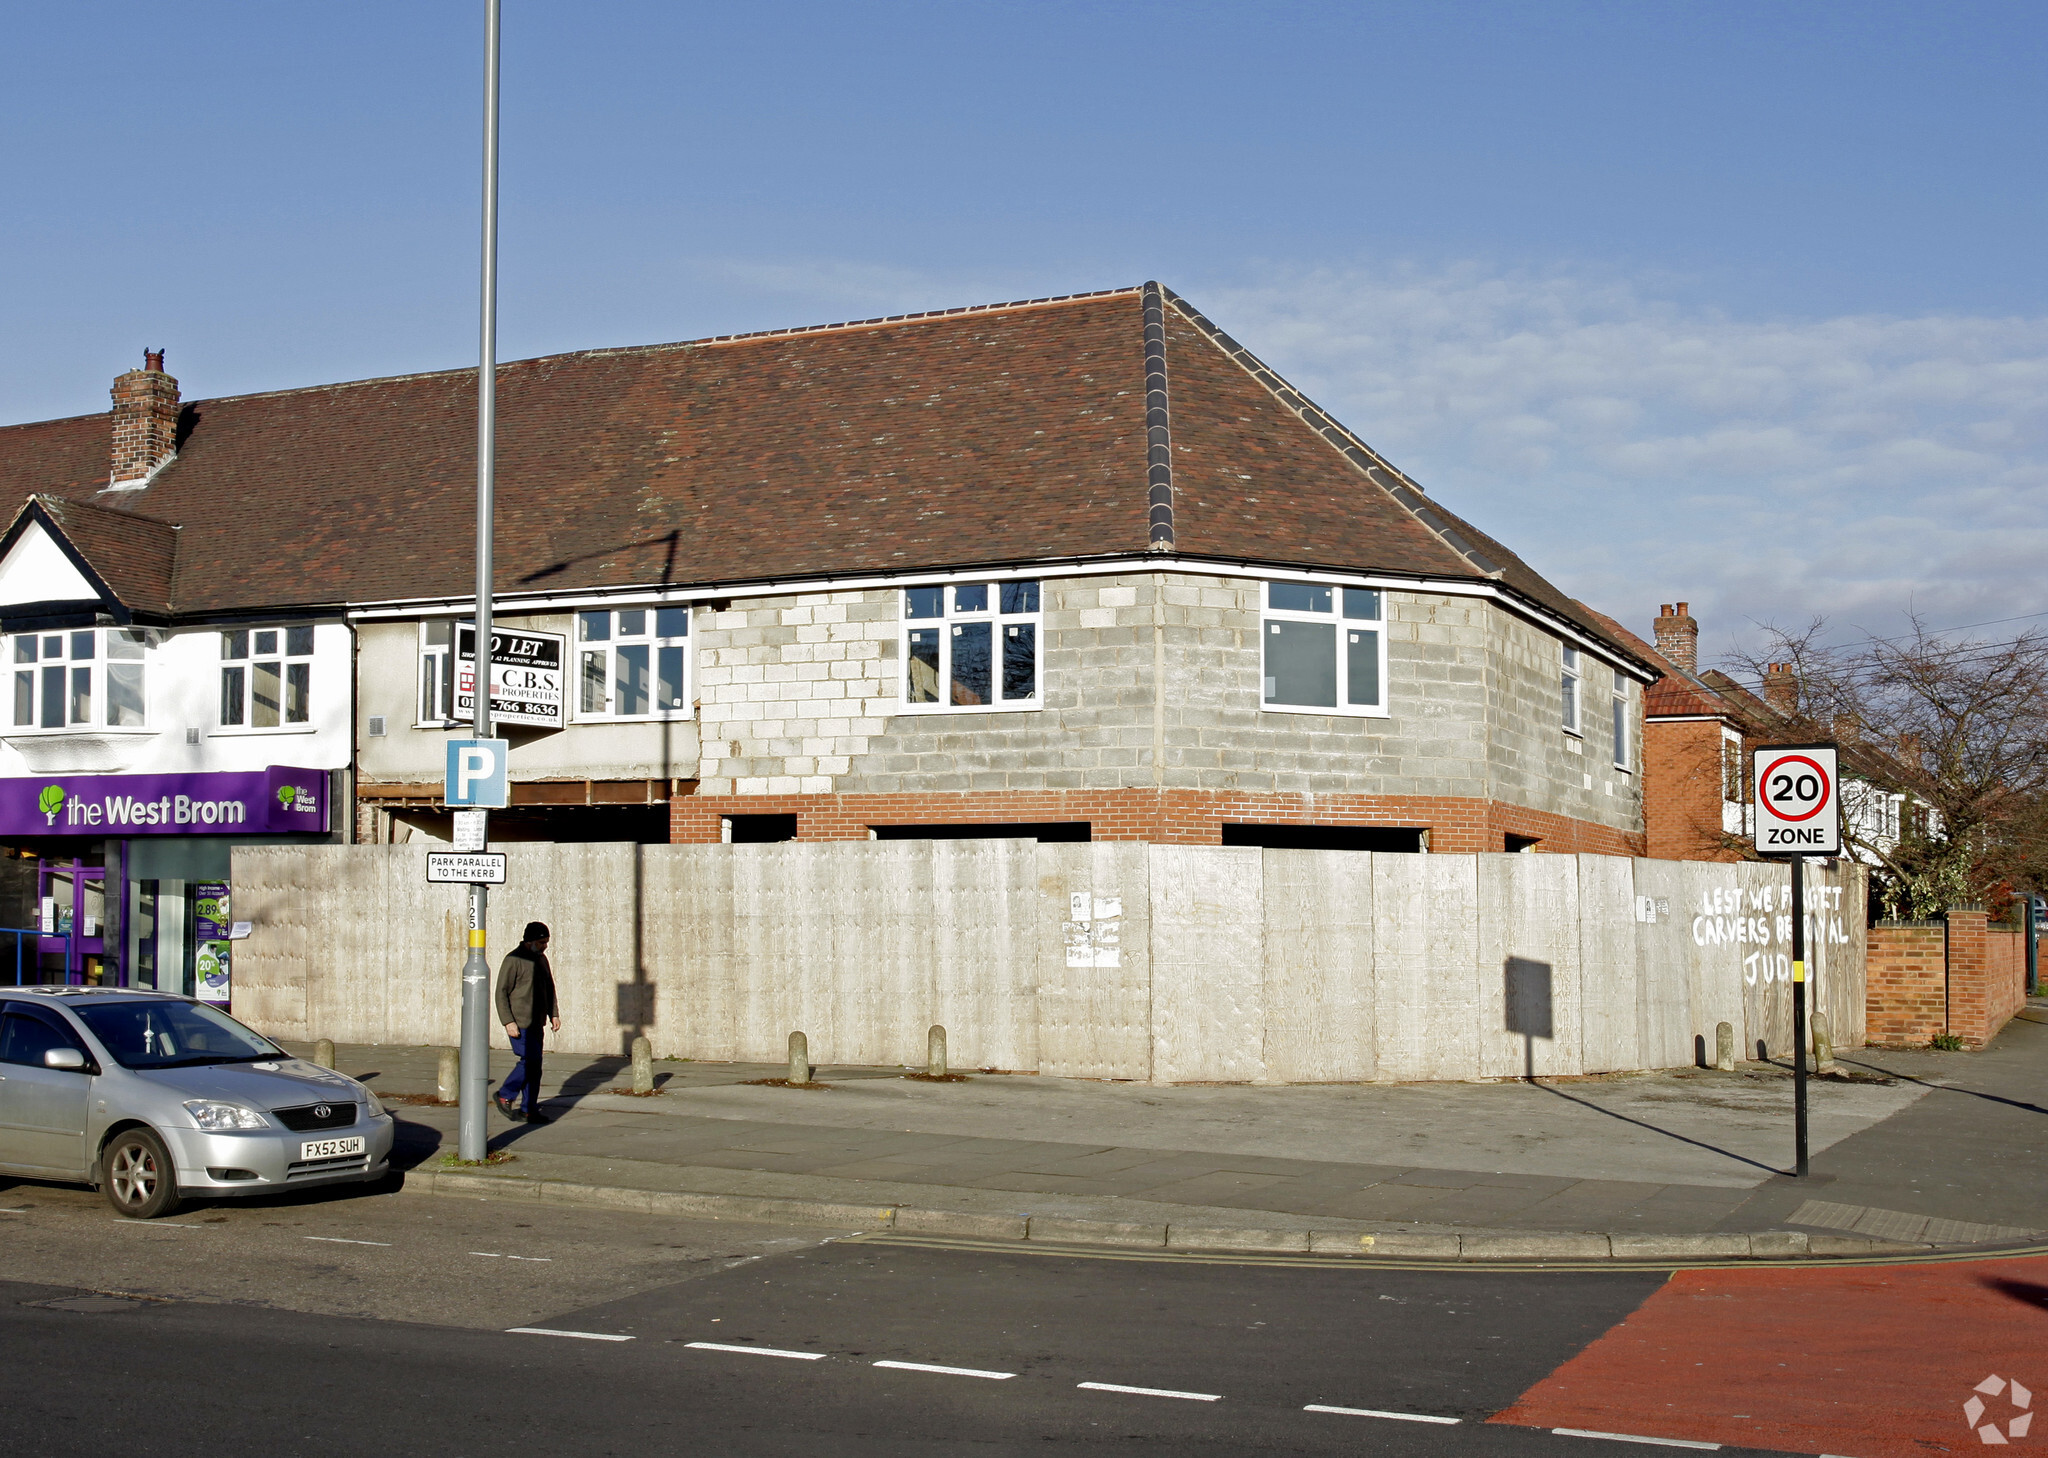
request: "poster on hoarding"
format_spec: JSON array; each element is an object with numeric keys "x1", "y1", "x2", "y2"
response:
[{"x1": 193, "y1": 883, "x2": 232, "y2": 1006}]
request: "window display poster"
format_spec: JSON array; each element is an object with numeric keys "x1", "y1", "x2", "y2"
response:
[{"x1": 193, "y1": 883, "x2": 232, "y2": 1005}]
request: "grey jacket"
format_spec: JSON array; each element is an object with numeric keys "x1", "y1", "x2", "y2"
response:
[{"x1": 494, "y1": 945, "x2": 557, "y2": 1029}]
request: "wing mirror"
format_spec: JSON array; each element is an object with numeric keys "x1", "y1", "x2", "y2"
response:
[{"x1": 43, "y1": 1047, "x2": 86, "y2": 1071}]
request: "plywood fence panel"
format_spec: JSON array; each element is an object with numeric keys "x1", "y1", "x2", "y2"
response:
[
  {"x1": 1035, "y1": 842, "x2": 1150, "y2": 1080},
  {"x1": 1149, "y1": 845, "x2": 1265, "y2": 1084},
  {"x1": 1261, "y1": 848, "x2": 1375, "y2": 1084},
  {"x1": 1578, "y1": 853, "x2": 1642, "y2": 1072}
]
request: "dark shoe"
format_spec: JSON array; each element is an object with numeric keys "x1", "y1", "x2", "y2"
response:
[
  {"x1": 523, "y1": 1109, "x2": 553, "y2": 1125},
  {"x1": 493, "y1": 1096, "x2": 522, "y2": 1120}
]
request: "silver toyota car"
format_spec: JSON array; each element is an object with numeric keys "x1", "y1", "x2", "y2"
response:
[{"x1": 0, "y1": 987, "x2": 394, "y2": 1219}]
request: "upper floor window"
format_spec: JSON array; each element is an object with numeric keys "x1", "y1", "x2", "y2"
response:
[
  {"x1": 1611, "y1": 682, "x2": 1631, "y2": 771},
  {"x1": 577, "y1": 607, "x2": 690, "y2": 719},
  {"x1": 1561, "y1": 644, "x2": 1581, "y2": 734},
  {"x1": 221, "y1": 626, "x2": 313, "y2": 729},
  {"x1": 1261, "y1": 582, "x2": 1385, "y2": 715},
  {"x1": 419, "y1": 621, "x2": 456, "y2": 723},
  {"x1": 12, "y1": 629, "x2": 148, "y2": 730},
  {"x1": 901, "y1": 580, "x2": 1041, "y2": 712}
]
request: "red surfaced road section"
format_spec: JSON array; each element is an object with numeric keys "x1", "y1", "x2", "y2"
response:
[{"x1": 1491, "y1": 1255, "x2": 2046, "y2": 1457}]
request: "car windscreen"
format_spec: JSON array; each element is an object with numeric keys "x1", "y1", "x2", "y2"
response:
[{"x1": 73, "y1": 1001, "x2": 282, "y2": 1069}]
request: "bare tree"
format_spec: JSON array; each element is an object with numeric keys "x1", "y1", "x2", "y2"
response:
[{"x1": 1730, "y1": 615, "x2": 2048, "y2": 918}]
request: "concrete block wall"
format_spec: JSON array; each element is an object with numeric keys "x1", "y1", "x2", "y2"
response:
[
  {"x1": 231, "y1": 841, "x2": 1863, "y2": 1083},
  {"x1": 675, "y1": 570, "x2": 1646, "y2": 851}
]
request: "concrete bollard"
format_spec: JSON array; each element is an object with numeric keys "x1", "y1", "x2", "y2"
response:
[
  {"x1": 1812, "y1": 1013, "x2": 1836, "y2": 1071},
  {"x1": 313, "y1": 1038, "x2": 336, "y2": 1069},
  {"x1": 1714, "y1": 1022, "x2": 1735, "y2": 1072},
  {"x1": 631, "y1": 1035, "x2": 654, "y2": 1095},
  {"x1": 436, "y1": 1047, "x2": 459, "y2": 1103},
  {"x1": 787, "y1": 1030, "x2": 810, "y2": 1085},
  {"x1": 927, "y1": 1024, "x2": 947, "y2": 1079}
]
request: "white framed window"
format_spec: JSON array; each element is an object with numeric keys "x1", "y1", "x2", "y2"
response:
[
  {"x1": 418, "y1": 620, "x2": 456, "y2": 724},
  {"x1": 1611, "y1": 681, "x2": 1631, "y2": 771},
  {"x1": 11, "y1": 629, "x2": 149, "y2": 731},
  {"x1": 575, "y1": 607, "x2": 691, "y2": 719},
  {"x1": 1561, "y1": 644, "x2": 1581, "y2": 734},
  {"x1": 1260, "y1": 581, "x2": 1386, "y2": 716},
  {"x1": 900, "y1": 580, "x2": 1043, "y2": 712},
  {"x1": 221, "y1": 626, "x2": 313, "y2": 729}
]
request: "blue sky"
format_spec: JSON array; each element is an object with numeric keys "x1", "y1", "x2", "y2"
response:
[{"x1": 4, "y1": 2, "x2": 2043, "y2": 660}]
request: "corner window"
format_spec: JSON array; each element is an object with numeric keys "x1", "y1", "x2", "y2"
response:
[
  {"x1": 1611, "y1": 682, "x2": 1630, "y2": 770},
  {"x1": 1561, "y1": 645, "x2": 1581, "y2": 734},
  {"x1": 901, "y1": 580, "x2": 1042, "y2": 712},
  {"x1": 1260, "y1": 582, "x2": 1385, "y2": 715},
  {"x1": 221, "y1": 625, "x2": 313, "y2": 729},
  {"x1": 576, "y1": 607, "x2": 690, "y2": 719},
  {"x1": 11, "y1": 629, "x2": 149, "y2": 730}
]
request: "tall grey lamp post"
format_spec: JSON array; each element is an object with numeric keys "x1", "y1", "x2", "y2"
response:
[{"x1": 457, "y1": 0, "x2": 502, "y2": 1164}]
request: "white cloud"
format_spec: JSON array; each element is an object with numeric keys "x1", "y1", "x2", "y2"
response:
[{"x1": 1200, "y1": 264, "x2": 2048, "y2": 663}]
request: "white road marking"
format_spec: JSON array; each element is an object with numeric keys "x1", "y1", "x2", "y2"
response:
[
  {"x1": 115, "y1": 1219, "x2": 206, "y2": 1227},
  {"x1": 686, "y1": 1342, "x2": 827, "y2": 1361},
  {"x1": 1078, "y1": 1382, "x2": 1222, "y2": 1402},
  {"x1": 1553, "y1": 1429, "x2": 1721, "y2": 1450},
  {"x1": 0, "y1": 1206, "x2": 31, "y2": 1213},
  {"x1": 506, "y1": 1254, "x2": 551, "y2": 1262},
  {"x1": 1306, "y1": 1404, "x2": 1460, "y2": 1424},
  {"x1": 304, "y1": 1236, "x2": 392, "y2": 1246},
  {"x1": 506, "y1": 1327, "x2": 634, "y2": 1342},
  {"x1": 874, "y1": 1360, "x2": 1014, "y2": 1380}
]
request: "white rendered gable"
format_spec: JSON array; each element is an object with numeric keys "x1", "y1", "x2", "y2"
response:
[{"x1": 0, "y1": 522, "x2": 100, "y2": 606}]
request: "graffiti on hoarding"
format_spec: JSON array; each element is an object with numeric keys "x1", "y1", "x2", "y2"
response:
[{"x1": 1687, "y1": 879, "x2": 1852, "y2": 983}]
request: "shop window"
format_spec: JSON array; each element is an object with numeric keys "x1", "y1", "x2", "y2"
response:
[
  {"x1": 900, "y1": 580, "x2": 1042, "y2": 712},
  {"x1": 221, "y1": 625, "x2": 313, "y2": 729},
  {"x1": 576, "y1": 607, "x2": 690, "y2": 720},
  {"x1": 11, "y1": 628, "x2": 149, "y2": 731},
  {"x1": 1260, "y1": 582, "x2": 1386, "y2": 715}
]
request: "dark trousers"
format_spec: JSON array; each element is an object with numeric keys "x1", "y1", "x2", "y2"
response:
[{"x1": 498, "y1": 1022, "x2": 546, "y2": 1113}]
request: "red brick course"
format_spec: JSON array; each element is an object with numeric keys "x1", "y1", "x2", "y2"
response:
[
  {"x1": 1866, "y1": 909, "x2": 2033, "y2": 1049},
  {"x1": 1642, "y1": 718, "x2": 1742, "y2": 862},
  {"x1": 670, "y1": 788, "x2": 1646, "y2": 857}
]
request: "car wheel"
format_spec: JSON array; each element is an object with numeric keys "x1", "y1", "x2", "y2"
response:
[{"x1": 102, "y1": 1129, "x2": 182, "y2": 1220}]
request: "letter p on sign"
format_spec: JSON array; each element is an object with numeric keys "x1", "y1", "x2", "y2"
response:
[{"x1": 445, "y1": 738, "x2": 510, "y2": 808}]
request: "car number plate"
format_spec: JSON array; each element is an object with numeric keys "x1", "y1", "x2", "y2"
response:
[{"x1": 300, "y1": 1136, "x2": 366, "y2": 1160}]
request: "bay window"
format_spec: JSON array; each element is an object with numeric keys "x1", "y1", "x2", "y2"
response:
[
  {"x1": 1260, "y1": 581, "x2": 1385, "y2": 715},
  {"x1": 11, "y1": 629, "x2": 148, "y2": 730}
]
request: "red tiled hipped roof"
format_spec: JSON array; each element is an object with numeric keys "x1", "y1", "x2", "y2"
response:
[{"x1": 0, "y1": 285, "x2": 1643, "y2": 665}]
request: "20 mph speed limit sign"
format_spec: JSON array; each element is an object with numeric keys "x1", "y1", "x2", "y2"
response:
[{"x1": 1753, "y1": 744, "x2": 1839, "y2": 856}]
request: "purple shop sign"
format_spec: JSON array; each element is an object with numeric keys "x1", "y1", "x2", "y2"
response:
[{"x1": 0, "y1": 766, "x2": 330, "y2": 838}]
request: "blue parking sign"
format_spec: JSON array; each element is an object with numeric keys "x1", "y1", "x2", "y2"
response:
[{"x1": 445, "y1": 738, "x2": 509, "y2": 808}]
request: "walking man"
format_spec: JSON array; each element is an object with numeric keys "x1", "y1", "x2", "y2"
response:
[{"x1": 493, "y1": 921, "x2": 558, "y2": 1123}]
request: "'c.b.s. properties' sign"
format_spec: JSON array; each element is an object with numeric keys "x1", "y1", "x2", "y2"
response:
[
  {"x1": 1, "y1": 766, "x2": 330, "y2": 836},
  {"x1": 456, "y1": 625, "x2": 565, "y2": 729}
]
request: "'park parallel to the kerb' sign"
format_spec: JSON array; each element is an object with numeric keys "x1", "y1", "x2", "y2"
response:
[{"x1": 0, "y1": 767, "x2": 330, "y2": 835}]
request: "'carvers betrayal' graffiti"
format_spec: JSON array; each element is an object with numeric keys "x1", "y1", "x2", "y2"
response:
[{"x1": 1689, "y1": 881, "x2": 1852, "y2": 983}]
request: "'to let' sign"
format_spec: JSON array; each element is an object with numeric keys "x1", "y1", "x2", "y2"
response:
[{"x1": 1752, "y1": 744, "x2": 1839, "y2": 856}]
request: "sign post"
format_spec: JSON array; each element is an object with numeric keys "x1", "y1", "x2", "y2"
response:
[
  {"x1": 1752, "y1": 743, "x2": 1841, "y2": 1179},
  {"x1": 455, "y1": 0, "x2": 503, "y2": 1166}
]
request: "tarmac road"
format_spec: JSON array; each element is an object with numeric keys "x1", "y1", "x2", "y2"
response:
[{"x1": 7, "y1": 1174, "x2": 2025, "y2": 1457}]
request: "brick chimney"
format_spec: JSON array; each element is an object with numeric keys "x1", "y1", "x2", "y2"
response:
[
  {"x1": 1762, "y1": 661, "x2": 1800, "y2": 716},
  {"x1": 1652, "y1": 601, "x2": 1699, "y2": 676},
  {"x1": 109, "y1": 349, "x2": 180, "y2": 488}
]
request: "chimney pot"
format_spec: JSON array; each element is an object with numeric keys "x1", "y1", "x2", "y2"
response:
[
  {"x1": 109, "y1": 350, "x2": 181, "y2": 487},
  {"x1": 1651, "y1": 599, "x2": 1700, "y2": 677},
  {"x1": 1763, "y1": 662, "x2": 1800, "y2": 716}
]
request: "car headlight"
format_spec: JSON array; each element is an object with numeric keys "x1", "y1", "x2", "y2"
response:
[
  {"x1": 183, "y1": 1100, "x2": 270, "y2": 1132},
  {"x1": 361, "y1": 1089, "x2": 385, "y2": 1118}
]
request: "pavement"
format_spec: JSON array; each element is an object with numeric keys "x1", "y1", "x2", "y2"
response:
[{"x1": 281, "y1": 999, "x2": 2048, "y2": 1261}]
